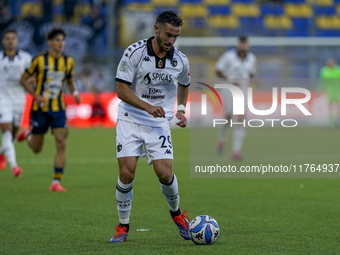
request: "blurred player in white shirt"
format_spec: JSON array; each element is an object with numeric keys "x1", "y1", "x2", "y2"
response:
[
  {"x1": 215, "y1": 36, "x2": 257, "y2": 160},
  {"x1": 0, "y1": 29, "x2": 32, "y2": 177}
]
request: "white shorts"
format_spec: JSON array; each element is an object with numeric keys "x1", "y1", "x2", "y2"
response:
[
  {"x1": 221, "y1": 83, "x2": 248, "y2": 116},
  {"x1": 0, "y1": 102, "x2": 25, "y2": 127},
  {"x1": 116, "y1": 119, "x2": 173, "y2": 165}
]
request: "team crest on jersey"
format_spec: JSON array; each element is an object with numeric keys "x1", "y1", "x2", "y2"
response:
[
  {"x1": 119, "y1": 61, "x2": 126, "y2": 72},
  {"x1": 117, "y1": 143, "x2": 122, "y2": 152},
  {"x1": 170, "y1": 59, "x2": 177, "y2": 67},
  {"x1": 158, "y1": 60, "x2": 163, "y2": 68}
]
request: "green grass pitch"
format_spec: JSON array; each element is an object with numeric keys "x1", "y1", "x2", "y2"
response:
[{"x1": 1, "y1": 127, "x2": 340, "y2": 254}]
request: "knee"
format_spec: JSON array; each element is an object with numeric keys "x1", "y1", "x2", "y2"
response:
[
  {"x1": 119, "y1": 167, "x2": 135, "y2": 184},
  {"x1": 32, "y1": 146, "x2": 42, "y2": 154},
  {"x1": 154, "y1": 160, "x2": 173, "y2": 184},
  {"x1": 158, "y1": 175, "x2": 173, "y2": 184},
  {"x1": 56, "y1": 139, "x2": 66, "y2": 152},
  {"x1": 159, "y1": 173, "x2": 173, "y2": 185}
]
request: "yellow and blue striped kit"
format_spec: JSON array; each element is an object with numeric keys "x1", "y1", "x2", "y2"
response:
[{"x1": 25, "y1": 51, "x2": 74, "y2": 113}]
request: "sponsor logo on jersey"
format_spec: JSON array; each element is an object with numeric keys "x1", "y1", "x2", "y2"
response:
[
  {"x1": 143, "y1": 72, "x2": 152, "y2": 85},
  {"x1": 3, "y1": 65, "x2": 8, "y2": 72},
  {"x1": 142, "y1": 94, "x2": 165, "y2": 99},
  {"x1": 143, "y1": 72, "x2": 173, "y2": 85},
  {"x1": 143, "y1": 56, "x2": 151, "y2": 62},
  {"x1": 46, "y1": 71, "x2": 66, "y2": 80},
  {"x1": 170, "y1": 59, "x2": 177, "y2": 67},
  {"x1": 149, "y1": 88, "x2": 162, "y2": 94},
  {"x1": 119, "y1": 61, "x2": 126, "y2": 72},
  {"x1": 43, "y1": 65, "x2": 53, "y2": 70}
]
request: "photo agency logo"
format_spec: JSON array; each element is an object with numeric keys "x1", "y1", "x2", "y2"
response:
[
  {"x1": 198, "y1": 83, "x2": 312, "y2": 127},
  {"x1": 197, "y1": 82, "x2": 223, "y2": 114}
]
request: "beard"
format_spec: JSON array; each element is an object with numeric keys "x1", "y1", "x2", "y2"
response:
[{"x1": 155, "y1": 35, "x2": 171, "y2": 52}]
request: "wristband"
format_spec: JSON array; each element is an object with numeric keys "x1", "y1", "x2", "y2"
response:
[
  {"x1": 177, "y1": 104, "x2": 186, "y2": 114},
  {"x1": 73, "y1": 90, "x2": 79, "y2": 96}
]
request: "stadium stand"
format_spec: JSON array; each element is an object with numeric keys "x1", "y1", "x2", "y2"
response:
[
  {"x1": 2, "y1": 0, "x2": 340, "y2": 40},
  {"x1": 113, "y1": 0, "x2": 340, "y2": 36}
]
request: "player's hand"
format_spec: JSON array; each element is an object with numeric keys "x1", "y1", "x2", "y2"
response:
[
  {"x1": 146, "y1": 105, "x2": 165, "y2": 118},
  {"x1": 74, "y1": 94, "x2": 81, "y2": 104},
  {"x1": 34, "y1": 94, "x2": 47, "y2": 108},
  {"x1": 176, "y1": 111, "x2": 187, "y2": 128}
]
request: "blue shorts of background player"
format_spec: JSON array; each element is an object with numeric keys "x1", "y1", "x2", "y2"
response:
[{"x1": 30, "y1": 109, "x2": 68, "y2": 135}]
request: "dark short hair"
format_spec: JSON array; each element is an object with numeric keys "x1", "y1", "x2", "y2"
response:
[
  {"x1": 238, "y1": 36, "x2": 248, "y2": 42},
  {"x1": 47, "y1": 27, "x2": 66, "y2": 40},
  {"x1": 156, "y1": 10, "x2": 183, "y2": 27},
  {"x1": 2, "y1": 29, "x2": 17, "y2": 40}
]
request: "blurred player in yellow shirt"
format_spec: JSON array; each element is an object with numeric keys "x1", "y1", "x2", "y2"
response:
[{"x1": 18, "y1": 28, "x2": 80, "y2": 192}]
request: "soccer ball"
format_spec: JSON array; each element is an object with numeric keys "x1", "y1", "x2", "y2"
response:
[{"x1": 189, "y1": 215, "x2": 219, "y2": 245}]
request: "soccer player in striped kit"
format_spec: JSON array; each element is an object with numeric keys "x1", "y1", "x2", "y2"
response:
[{"x1": 18, "y1": 28, "x2": 80, "y2": 191}]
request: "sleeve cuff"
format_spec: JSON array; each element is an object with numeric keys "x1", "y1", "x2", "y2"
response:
[
  {"x1": 178, "y1": 82, "x2": 190, "y2": 87},
  {"x1": 116, "y1": 78, "x2": 132, "y2": 86}
]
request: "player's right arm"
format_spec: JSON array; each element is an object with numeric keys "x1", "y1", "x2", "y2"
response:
[
  {"x1": 117, "y1": 82, "x2": 165, "y2": 118},
  {"x1": 116, "y1": 46, "x2": 165, "y2": 118},
  {"x1": 20, "y1": 57, "x2": 46, "y2": 107}
]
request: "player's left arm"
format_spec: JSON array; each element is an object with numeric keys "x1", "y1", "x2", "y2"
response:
[
  {"x1": 176, "y1": 85, "x2": 189, "y2": 128},
  {"x1": 65, "y1": 58, "x2": 81, "y2": 104},
  {"x1": 66, "y1": 77, "x2": 80, "y2": 104},
  {"x1": 176, "y1": 58, "x2": 191, "y2": 128}
]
